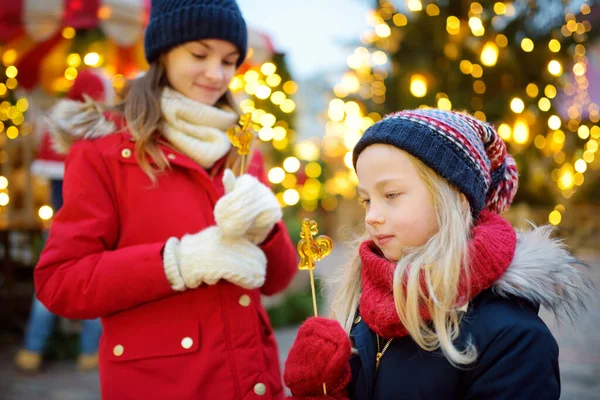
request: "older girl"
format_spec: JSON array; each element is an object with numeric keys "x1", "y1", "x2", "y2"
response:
[{"x1": 34, "y1": 0, "x2": 297, "y2": 398}]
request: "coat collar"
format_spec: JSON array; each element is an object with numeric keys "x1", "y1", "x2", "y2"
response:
[
  {"x1": 350, "y1": 314, "x2": 377, "y2": 397},
  {"x1": 108, "y1": 135, "x2": 227, "y2": 203},
  {"x1": 493, "y1": 224, "x2": 593, "y2": 320}
]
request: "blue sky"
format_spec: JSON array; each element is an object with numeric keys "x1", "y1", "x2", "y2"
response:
[{"x1": 237, "y1": 0, "x2": 372, "y2": 79}]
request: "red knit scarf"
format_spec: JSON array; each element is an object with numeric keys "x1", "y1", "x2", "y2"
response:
[{"x1": 359, "y1": 211, "x2": 517, "y2": 339}]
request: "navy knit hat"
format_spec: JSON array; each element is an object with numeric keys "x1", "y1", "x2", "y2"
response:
[
  {"x1": 144, "y1": 0, "x2": 248, "y2": 66},
  {"x1": 352, "y1": 109, "x2": 519, "y2": 218}
]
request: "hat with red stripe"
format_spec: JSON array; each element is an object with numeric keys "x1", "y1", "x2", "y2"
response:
[{"x1": 352, "y1": 109, "x2": 519, "y2": 217}]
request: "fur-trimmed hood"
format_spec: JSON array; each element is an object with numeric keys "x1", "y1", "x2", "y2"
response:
[
  {"x1": 48, "y1": 97, "x2": 117, "y2": 155},
  {"x1": 493, "y1": 224, "x2": 594, "y2": 321}
]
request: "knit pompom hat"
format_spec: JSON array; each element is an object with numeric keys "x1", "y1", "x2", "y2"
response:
[
  {"x1": 352, "y1": 109, "x2": 519, "y2": 217},
  {"x1": 67, "y1": 69, "x2": 113, "y2": 103},
  {"x1": 144, "y1": 0, "x2": 247, "y2": 66}
]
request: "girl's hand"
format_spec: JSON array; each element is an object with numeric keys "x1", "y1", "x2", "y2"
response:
[
  {"x1": 163, "y1": 226, "x2": 266, "y2": 290},
  {"x1": 284, "y1": 317, "x2": 352, "y2": 398},
  {"x1": 214, "y1": 169, "x2": 282, "y2": 244}
]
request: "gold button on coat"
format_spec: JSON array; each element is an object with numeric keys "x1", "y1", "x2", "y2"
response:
[
  {"x1": 239, "y1": 295, "x2": 251, "y2": 307},
  {"x1": 354, "y1": 316, "x2": 362, "y2": 324},
  {"x1": 113, "y1": 345, "x2": 124, "y2": 356},
  {"x1": 121, "y1": 149, "x2": 132, "y2": 158},
  {"x1": 254, "y1": 383, "x2": 267, "y2": 395},
  {"x1": 181, "y1": 337, "x2": 194, "y2": 349},
  {"x1": 167, "y1": 154, "x2": 176, "y2": 160}
]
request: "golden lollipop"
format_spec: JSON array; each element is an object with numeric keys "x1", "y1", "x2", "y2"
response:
[
  {"x1": 297, "y1": 218, "x2": 334, "y2": 395},
  {"x1": 226, "y1": 112, "x2": 255, "y2": 175}
]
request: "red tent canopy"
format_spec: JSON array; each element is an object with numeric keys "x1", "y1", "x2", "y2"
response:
[
  {"x1": 0, "y1": 0, "x2": 276, "y2": 94},
  {"x1": 0, "y1": 0, "x2": 151, "y2": 91}
]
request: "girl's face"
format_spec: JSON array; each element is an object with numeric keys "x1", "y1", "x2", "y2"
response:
[
  {"x1": 356, "y1": 144, "x2": 439, "y2": 262},
  {"x1": 163, "y1": 39, "x2": 239, "y2": 105}
]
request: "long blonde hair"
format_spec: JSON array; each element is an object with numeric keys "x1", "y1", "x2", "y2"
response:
[
  {"x1": 331, "y1": 155, "x2": 476, "y2": 366},
  {"x1": 113, "y1": 62, "x2": 243, "y2": 183}
]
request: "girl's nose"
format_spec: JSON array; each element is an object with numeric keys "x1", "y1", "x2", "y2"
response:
[
  {"x1": 365, "y1": 205, "x2": 384, "y2": 225},
  {"x1": 205, "y1": 60, "x2": 224, "y2": 81}
]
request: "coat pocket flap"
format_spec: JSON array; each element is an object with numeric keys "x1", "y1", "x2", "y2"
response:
[{"x1": 102, "y1": 310, "x2": 200, "y2": 362}]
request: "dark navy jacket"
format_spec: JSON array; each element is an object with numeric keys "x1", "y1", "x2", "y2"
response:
[{"x1": 349, "y1": 289, "x2": 560, "y2": 399}]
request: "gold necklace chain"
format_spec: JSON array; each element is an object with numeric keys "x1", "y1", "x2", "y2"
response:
[{"x1": 375, "y1": 335, "x2": 394, "y2": 370}]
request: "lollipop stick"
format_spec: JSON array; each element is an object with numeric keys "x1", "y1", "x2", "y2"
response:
[
  {"x1": 309, "y1": 269, "x2": 318, "y2": 317},
  {"x1": 240, "y1": 156, "x2": 246, "y2": 176},
  {"x1": 296, "y1": 218, "x2": 334, "y2": 396}
]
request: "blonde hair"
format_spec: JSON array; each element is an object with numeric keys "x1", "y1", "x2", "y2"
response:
[{"x1": 331, "y1": 155, "x2": 476, "y2": 366}]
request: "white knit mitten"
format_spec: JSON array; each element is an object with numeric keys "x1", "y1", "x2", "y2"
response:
[
  {"x1": 214, "y1": 169, "x2": 282, "y2": 244},
  {"x1": 163, "y1": 226, "x2": 266, "y2": 291}
]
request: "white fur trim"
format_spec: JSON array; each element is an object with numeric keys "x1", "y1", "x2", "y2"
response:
[
  {"x1": 493, "y1": 224, "x2": 594, "y2": 322},
  {"x1": 49, "y1": 98, "x2": 116, "y2": 154},
  {"x1": 30, "y1": 160, "x2": 65, "y2": 179}
]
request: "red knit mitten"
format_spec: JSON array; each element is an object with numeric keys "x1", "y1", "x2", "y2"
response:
[
  {"x1": 286, "y1": 394, "x2": 348, "y2": 400},
  {"x1": 284, "y1": 317, "x2": 352, "y2": 399}
]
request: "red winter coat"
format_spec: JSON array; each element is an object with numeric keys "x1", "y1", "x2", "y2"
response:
[{"x1": 34, "y1": 119, "x2": 298, "y2": 399}]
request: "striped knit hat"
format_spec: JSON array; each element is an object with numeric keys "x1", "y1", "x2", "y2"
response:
[{"x1": 352, "y1": 109, "x2": 518, "y2": 217}]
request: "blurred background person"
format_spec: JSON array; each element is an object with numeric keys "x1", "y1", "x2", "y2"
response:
[{"x1": 14, "y1": 69, "x2": 113, "y2": 373}]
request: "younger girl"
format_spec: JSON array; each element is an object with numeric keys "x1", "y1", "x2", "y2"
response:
[
  {"x1": 283, "y1": 109, "x2": 591, "y2": 399},
  {"x1": 34, "y1": 0, "x2": 297, "y2": 398}
]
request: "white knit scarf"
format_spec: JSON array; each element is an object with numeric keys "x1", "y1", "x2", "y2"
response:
[{"x1": 161, "y1": 87, "x2": 238, "y2": 169}]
